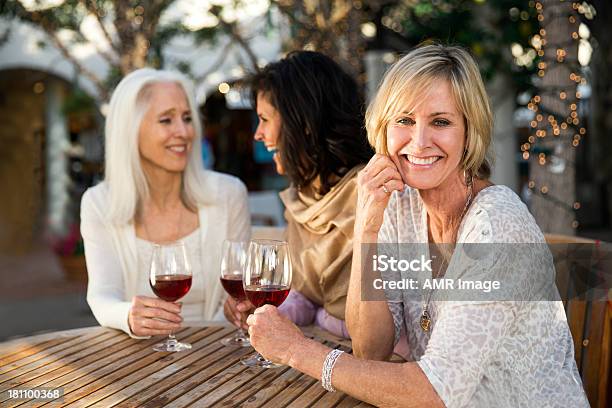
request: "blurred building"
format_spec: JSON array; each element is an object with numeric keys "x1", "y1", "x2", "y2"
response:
[{"x1": 0, "y1": 5, "x2": 284, "y2": 252}]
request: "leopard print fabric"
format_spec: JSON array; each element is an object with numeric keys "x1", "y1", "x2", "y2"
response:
[{"x1": 378, "y1": 185, "x2": 589, "y2": 408}]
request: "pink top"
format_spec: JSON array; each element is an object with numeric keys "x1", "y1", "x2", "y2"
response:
[{"x1": 278, "y1": 290, "x2": 350, "y2": 338}]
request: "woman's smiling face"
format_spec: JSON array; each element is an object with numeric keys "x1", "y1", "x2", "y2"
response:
[
  {"x1": 254, "y1": 92, "x2": 284, "y2": 174},
  {"x1": 386, "y1": 80, "x2": 466, "y2": 191},
  {"x1": 138, "y1": 82, "x2": 194, "y2": 174}
]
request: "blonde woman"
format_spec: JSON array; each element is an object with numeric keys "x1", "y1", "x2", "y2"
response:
[
  {"x1": 245, "y1": 45, "x2": 588, "y2": 407},
  {"x1": 81, "y1": 69, "x2": 250, "y2": 338}
]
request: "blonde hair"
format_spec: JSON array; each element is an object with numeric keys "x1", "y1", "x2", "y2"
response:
[
  {"x1": 104, "y1": 68, "x2": 208, "y2": 225},
  {"x1": 366, "y1": 44, "x2": 493, "y2": 179}
]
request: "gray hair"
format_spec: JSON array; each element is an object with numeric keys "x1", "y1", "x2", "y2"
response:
[{"x1": 104, "y1": 68, "x2": 208, "y2": 225}]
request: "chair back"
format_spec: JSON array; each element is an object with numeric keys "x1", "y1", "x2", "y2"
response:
[{"x1": 545, "y1": 233, "x2": 610, "y2": 408}]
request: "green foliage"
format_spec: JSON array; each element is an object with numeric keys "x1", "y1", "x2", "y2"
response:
[
  {"x1": 7, "y1": 0, "x2": 85, "y2": 31},
  {"x1": 62, "y1": 87, "x2": 96, "y2": 115},
  {"x1": 0, "y1": 0, "x2": 225, "y2": 96},
  {"x1": 102, "y1": 65, "x2": 123, "y2": 93},
  {"x1": 193, "y1": 25, "x2": 220, "y2": 44},
  {"x1": 384, "y1": 0, "x2": 539, "y2": 92}
]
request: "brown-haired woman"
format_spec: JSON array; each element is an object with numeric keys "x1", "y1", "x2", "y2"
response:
[{"x1": 223, "y1": 51, "x2": 373, "y2": 338}]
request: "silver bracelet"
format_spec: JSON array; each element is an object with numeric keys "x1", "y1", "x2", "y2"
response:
[{"x1": 321, "y1": 349, "x2": 344, "y2": 392}]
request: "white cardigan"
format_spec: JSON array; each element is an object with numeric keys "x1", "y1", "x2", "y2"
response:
[{"x1": 81, "y1": 170, "x2": 251, "y2": 336}]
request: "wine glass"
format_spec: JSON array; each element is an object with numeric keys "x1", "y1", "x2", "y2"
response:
[
  {"x1": 241, "y1": 239, "x2": 292, "y2": 368},
  {"x1": 219, "y1": 240, "x2": 251, "y2": 347},
  {"x1": 149, "y1": 241, "x2": 192, "y2": 352}
]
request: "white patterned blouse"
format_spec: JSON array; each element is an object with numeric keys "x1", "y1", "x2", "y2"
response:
[{"x1": 378, "y1": 185, "x2": 589, "y2": 408}]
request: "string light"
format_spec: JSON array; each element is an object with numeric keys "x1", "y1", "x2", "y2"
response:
[
  {"x1": 526, "y1": 0, "x2": 588, "y2": 230},
  {"x1": 529, "y1": 182, "x2": 583, "y2": 213}
]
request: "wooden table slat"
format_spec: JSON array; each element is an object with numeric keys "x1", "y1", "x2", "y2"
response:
[
  {"x1": 213, "y1": 340, "x2": 340, "y2": 408},
  {"x1": 275, "y1": 372, "x2": 328, "y2": 408},
  {"x1": 1, "y1": 331, "x2": 142, "y2": 394},
  {"x1": 89, "y1": 327, "x2": 239, "y2": 408},
  {"x1": 164, "y1": 357, "x2": 263, "y2": 408},
  {"x1": 54, "y1": 327, "x2": 220, "y2": 408},
  {"x1": 12, "y1": 329, "x2": 191, "y2": 408},
  {"x1": 255, "y1": 371, "x2": 318, "y2": 407},
  {"x1": 0, "y1": 331, "x2": 117, "y2": 382},
  {"x1": 181, "y1": 365, "x2": 269, "y2": 407},
  {"x1": 0, "y1": 339, "x2": 71, "y2": 367},
  {"x1": 0, "y1": 331, "x2": 111, "y2": 376},
  {"x1": 140, "y1": 347, "x2": 255, "y2": 408},
  {"x1": 0, "y1": 325, "x2": 371, "y2": 407},
  {"x1": 234, "y1": 365, "x2": 306, "y2": 408},
  {"x1": 0, "y1": 331, "x2": 131, "y2": 395},
  {"x1": 18, "y1": 328, "x2": 198, "y2": 408},
  {"x1": 270, "y1": 343, "x2": 353, "y2": 408},
  {"x1": 113, "y1": 329, "x2": 257, "y2": 408},
  {"x1": 0, "y1": 327, "x2": 109, "y2": 356},
  {"x1": 209, "y1": 364, "x2": 294, "y2": 408},
  {"x1": 311, "y1": 390, "x2": 356, "y2": 408},
  {"x1": 332, "y1": 395, "x2": 360, "y2": 408},
  {"x1": 4, "y1": 329, "x2": 193, "y2": 407}
]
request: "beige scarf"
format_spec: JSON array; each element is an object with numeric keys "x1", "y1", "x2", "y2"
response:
[{"x1": 279, "y1": 165, "x2": 363, "y2": 320}]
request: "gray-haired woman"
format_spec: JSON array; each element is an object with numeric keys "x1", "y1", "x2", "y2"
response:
[{"x1": 81, "y1": 68, "x2": 250, "y2": 338}]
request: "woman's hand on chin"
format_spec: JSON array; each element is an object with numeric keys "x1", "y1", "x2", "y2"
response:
[
  {"x1": 246, "y1": 304, "x2": 306, "y2": 365},
  {"x1": 355, "y1": 154, "x2": 404, "y2": 236}
]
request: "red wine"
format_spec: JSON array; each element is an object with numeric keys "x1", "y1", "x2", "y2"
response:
[
  {"x1": 220, "y1": 276, "x2": 246, "y2": 301},
  {"x1": 244, "y1": 285, "x2": 290, "y2": 307},
  {"x1": 151, "y1": 274, "x2": 192, "y2": 302}
]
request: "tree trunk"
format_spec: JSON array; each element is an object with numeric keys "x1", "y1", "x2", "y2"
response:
[
  {"x1": 488, "y1": 73, "x2": 519, "y2": 192},
  {"x1": 275, "y1": 1, "x2": 366, "y2": 80},
  {"x1": 589, "y1": 0, "x2": 612, "y2": 224},
  {"x1": 113, "y1": 0, "x2": 167, "y2": 74},
  {"x1": 529, "y1": 0, "x2": 579, "y2": 235}
]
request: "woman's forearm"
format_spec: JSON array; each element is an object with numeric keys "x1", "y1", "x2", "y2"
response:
[
  {"x1": 288, "y1": 337, "x2": 443, "y2": 408},
  {"x1": 345, "y1": 231, "x2": 395, "y2": 360}
]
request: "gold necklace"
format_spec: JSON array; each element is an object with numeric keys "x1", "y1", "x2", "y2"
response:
[
  {"x1": 419, "y1": 177, "x2": 474, "y2": 333},
  {"x1": 419, "y1": 250, "x2": 448, "y2": 332}
]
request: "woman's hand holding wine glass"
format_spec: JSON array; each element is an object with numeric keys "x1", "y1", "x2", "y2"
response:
[
  {"x1": 148, "y1": 241, "x2": 193, "y2": 352},
  {"x1": 219, "y1": 240, "x2": 252, "y2": 347},
  {"x1": 246, "y1": 305, "x2": 305, "y2": 366},
  {"x1": 241, "y1": 239, "x2": 292, "y2": 368},
  {"x1": 223, "y1": 297, "x2": 254, "y2": 330},
  {"x1": 128, "y1": 295, "x2": 182, "y2": 337}
]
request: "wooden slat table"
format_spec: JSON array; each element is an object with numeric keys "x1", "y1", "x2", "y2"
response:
[{"x1": 0, "y1": 325, "x2": 371, "y2": 407}]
